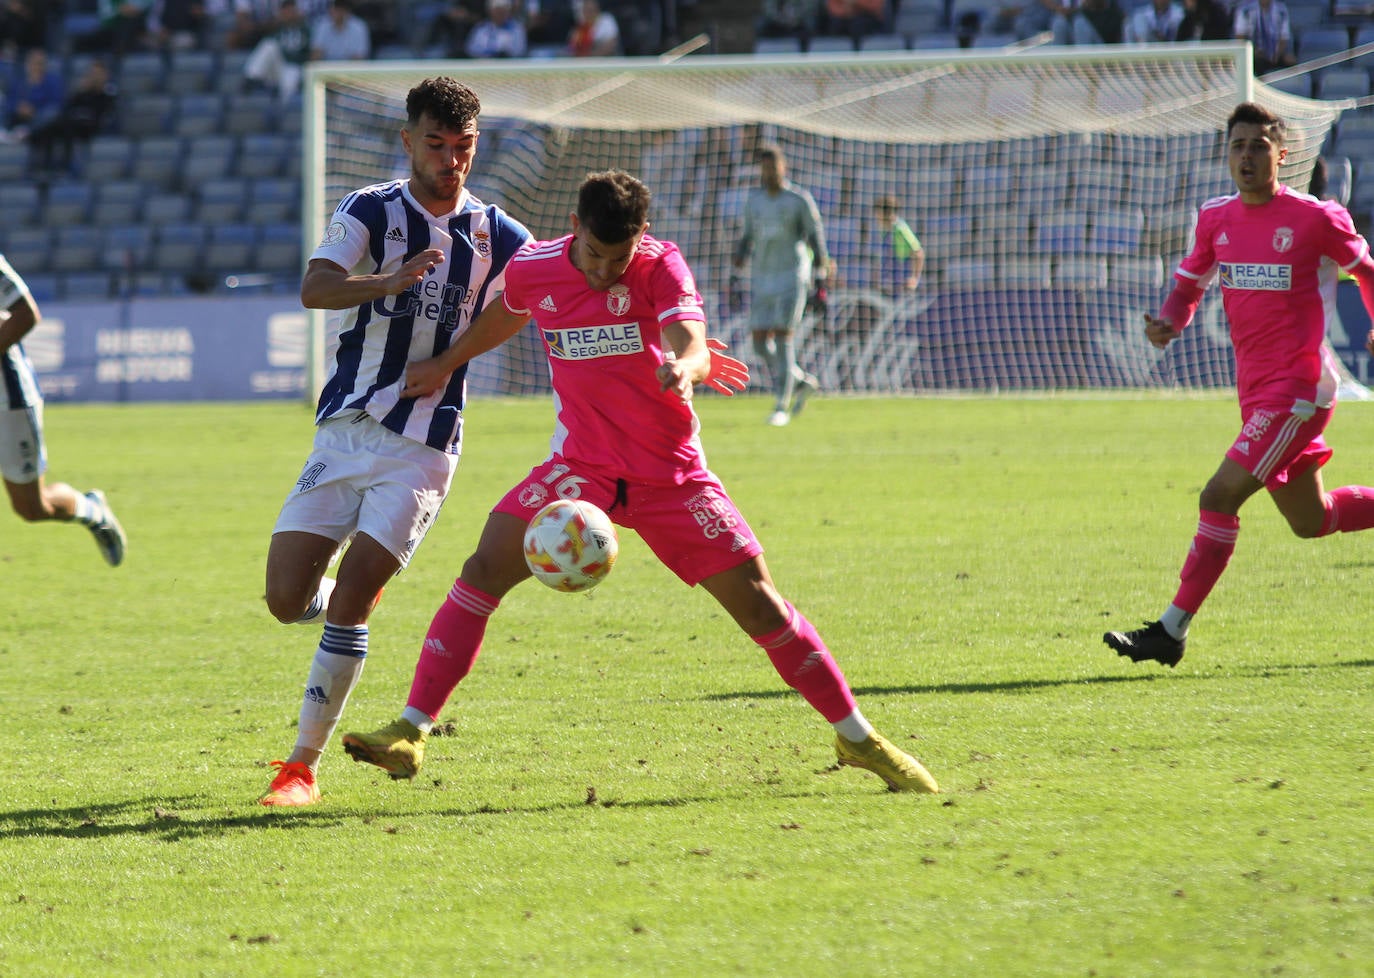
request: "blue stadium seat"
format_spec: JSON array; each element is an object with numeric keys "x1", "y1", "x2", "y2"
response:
[
  {"x1": 181, "y1": 149, "x2": 235, "y2": 184},
  {"x1": 257, "y1": 222, "x2": 302, "y2": 275},
  {"x1": 1317, "y1": 68, "x2": 1371, "y2": 99},
  {"x1": 943, "y1": 258, "x2": 996, "y2": 290},
  {"x1": 223, "y1": 94, "x2": 278, "y2": 136},
  {"x1": 1, "y1": 228, "x2": 53, "y2": 273},
  {"x1": 151, "y1": 222, "x2": 209, "y2": 275},
  {"x1": 753, "y1": 36, "x2": 802, "y2": 54},
  {"x1": 115, "y1": 52, "x2": 165, "y2": 96},
  {"x1": 173, "y1": 93, "x2": 226, "y2": 138},
  {"x1": 42, "y1": 180, "x2": 97, "y2": 226},
  {"x1": 82, "y1": 134, "x2": 134, "y2": 181},
  {"x1": 1052, "y1": 258, "x2": 1108, "y2": 289},
  {"x1": 144, "y1": 191, "x2": 193, "y2": 224},
  {"x1": 237, "y1": 133, "x2": 292, "y2": 178},
  {"x1": 807, "y1": 35, "x2": 857, "y2": 53},
  {"x1": 92, "y1": 179, "x2": 147, "y2": 226},
  {"x1": 1089, "y1": 209, "x2": 1145, "y2": 255},
  {"x1": 20, "y1": 272, "x2": 60, "y2": 302},
  {"x1": 246, "y1": 177, "x2": 298, "y2": 223},
  {"x1": 216, "y1": 50, "x2": 251, "y2": 96},
  {"x1": 100, "y1": 224, "x2": 154, "y2": 272},
  {"x1": 130, "y1": 135, "x2": 186, "y2": 185},
  {"x1": 1297, "y1": 26, "x2": 1353, "y2": 64},
  {"x1": 52, "y1": 226, "x2": 105, "y2": 273},
  {"x1": 1109, "y1": 256, "x2": 1165, "y2": 290},
  {"x1": 859, "y1": 33, "x2": 907, "y2": 50},
  {"x1": 203, "y1": 223, "x2": 260, "y2": 274},
  {"x1": 60, "y1": 271, "x2": 113, "y2": 300},
  {"x1": 999, "y1": 258, "x2": 1053, "y2": 288},
  {"x1": 0, "y1": 184, "x2": 42, "y2": 225},
  {"x1": 1035, "y1": 212, "x2": 1089, "y2": 255},
  {"x1": 166, "y1": 49, "x2": 217, "y2": 93},
  {"x1": 0, "y1": 142, "x2": 28, "y2": 182},
  {"x1": 195, "y1": 177, "x2": 250, "y2": 223},
  {"x1": 121, "y1": 93, "x2": 176, "y2": 138}
]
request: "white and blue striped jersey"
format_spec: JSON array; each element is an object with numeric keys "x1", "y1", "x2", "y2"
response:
[
  {"x1": 311, "y1": 180, "x2": 531, "y2": 454},
  {"x1": 0, "y1": 253, "x2": 42, "y2": 411}
]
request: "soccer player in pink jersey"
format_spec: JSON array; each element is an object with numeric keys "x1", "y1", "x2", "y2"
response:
[
  {"x1": 1104, "y1": 102, "x2": 1374, "y2": 667},
  {"x1": 343, "y1": 170, "x2": 941, "y2": 793}
]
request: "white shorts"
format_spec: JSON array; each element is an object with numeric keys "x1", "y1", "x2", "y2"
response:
[
  {"x1": 0, "y1": 403, "x2": 45, "y2": 484},
  {"x1": 272, "y1": 411, "x2": 458, "y2": 567}
]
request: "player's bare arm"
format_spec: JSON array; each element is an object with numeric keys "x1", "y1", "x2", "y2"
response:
[
  {"x1": 300, "y1": 250, "x2": 446, "y2": 310},
  {"x1": 0, "y1": 295, "x2": 38, "y2": 352},
  {"x1": 658, "y1": 320, "x2": 712, "y2": 401},
  {"x1": 402, "y1": 299, "x2": 531, "y2": 398},
  {"x1": 1346, "y1": 253, "x2": 1374, "y2": 357}
]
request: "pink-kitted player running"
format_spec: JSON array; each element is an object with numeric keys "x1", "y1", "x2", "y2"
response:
[
  {"x1": 343, "y1": 169, "x2": 941, "y2": 794},
  {"x1": 1105, "y1": 102, "x2": 1374, "y2": 667}
]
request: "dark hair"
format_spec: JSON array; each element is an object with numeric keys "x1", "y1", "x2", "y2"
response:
[
  {"x1": 874, "y1": 194, "x2": 899, "y2": 213},
  {"x1": 756, "y1": 143, "x2": 784, "y2": 165},
  {"x1": 577, "y1": 170, "x2": 651, "y2": 243},
  {"x1": 406, "y1": 77, "x2": 481, "y2": 131},
  {"x1": 1227, "y1": 102, "x2": 1285, "y2": 146}
]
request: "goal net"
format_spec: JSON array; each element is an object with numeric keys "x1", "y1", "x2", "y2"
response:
[{"x1": 303, "y1": 45, "x2": 1345, "y2": 399}]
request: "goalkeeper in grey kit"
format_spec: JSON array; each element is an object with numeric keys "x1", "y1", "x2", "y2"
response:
[{"x1": 733, "y1": 143, "x2": 831, "y2": 428}]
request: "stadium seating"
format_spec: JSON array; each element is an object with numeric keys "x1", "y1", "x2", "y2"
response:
[
  {"x1": 204, "y1": 224, "x2": 261, "y2": 275},
  {"x1": 61, "y1": 271, "x2": 113, "y2": 300},
  {"x1": 0, "y1": 142, "x2": 28, "y2": 182},
  {"x1": 42, "y1": 180, "x2": 97, "y2": 225},
  {"x1": 753, "y1": 36, "x2": 802, "y2": 54},
  {"x1": 100, "y1": 225, "x2": 154, "y2": 272},
  {"x1": 0, "y1": 183, "x2": 42, "y2": 225},
  {"x1": 83, "y1": 135, "x2": 135, "y2": 181},
  {"x1": 1317, "y1": 68, "x2": 1371, "y2": 99},
  {"x1": 1297, "y1": 26, "x2": 1354, "y2": 63},
  {"x1": 196, "y1": 178, "x2": 250, "y2": 223},
  {"x1": 93, "y1": 179, "x2": 147, "y2": 226}
]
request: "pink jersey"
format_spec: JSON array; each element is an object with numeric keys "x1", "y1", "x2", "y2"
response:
[
  {"x1": 1177, "y1": 184, "x2": 1369, "y2": 407},
  {"x1": 501, "y1": 233, "x2": 710, "y2": 485}
]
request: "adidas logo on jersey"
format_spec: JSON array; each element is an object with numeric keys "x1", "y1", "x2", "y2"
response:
[
  {"x1": 538, "y1": 295, "x2": 558, "y2": 312},
  {"x1": 1235, "y1": 439, "x2": 1250, "y2": 455},
  {"x1": 1216, "y1": 232, "x2": 1229, "y2": 246},
  {"x1": 385, "y1": 226, "x2": 406, "y2": 243}
]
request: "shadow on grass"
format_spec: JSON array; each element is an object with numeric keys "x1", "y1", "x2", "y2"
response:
[
  {"x1": 702, "y1": 656, "x2": 1374, "y2": 702},
  {"x1": 0, "y1": 795, "x2": 358, "y2": 842}
]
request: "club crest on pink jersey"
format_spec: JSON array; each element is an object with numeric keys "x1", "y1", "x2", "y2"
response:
[
  {"x1": 606, "y1": 285, "x2": 631, "y2": 316},
  {"x1": 1272, "y1": 227, "x2": 1294, "y2": 253},
  {"x1": 518, "y1": 483, "x2": 551, "y2": 510}
]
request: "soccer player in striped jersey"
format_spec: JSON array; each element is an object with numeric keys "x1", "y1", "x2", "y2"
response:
[
  {"x1": 342, "y1": 170, "x2": 941, "y2": 794},
  {"x1": 1104, "y1": 102, "x2": 1374, "y2": 667},
  {"x1": 259, "y1": 77, "x2": 531, "y2": 806},
  {"x1": 0, "y1": 253, "x2": 126, "y2": 566}
]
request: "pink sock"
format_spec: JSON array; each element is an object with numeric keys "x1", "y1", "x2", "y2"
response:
[
  {"x1": 405, "y1": 579, "x2": 497, "y2": 720},
  {"x1": 1320, "y1": 486, "x2": 1374, "y2": 535},
  {"x1": 753, "y1": 604, "x2": 857, "y2": 723},
  {"x1": 1172, "y1": 510, "x2": 1239, "y2": 615}
]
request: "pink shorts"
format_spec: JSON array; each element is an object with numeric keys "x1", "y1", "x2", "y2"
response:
[
  {"x1": 1227, "y1": 399, "x2": 1333, "y2": 491},
  {"x1": 493, "y1": 456, "x2": 763, "y2": 586}
]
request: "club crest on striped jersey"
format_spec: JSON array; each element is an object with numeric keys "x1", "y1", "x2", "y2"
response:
[
  {"x1": 606, "y1": 284, "x2": 631, "y2": 316},
  {"x1": 322, "y1": 222, "x2": 346, "y2": 246},
  {"x1": 473, "y1": 229, "x2": 491, "y2": 259}
]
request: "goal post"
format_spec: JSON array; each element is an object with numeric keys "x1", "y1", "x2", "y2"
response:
[{"x1": 301, "y1": 43, "x2": 1344, "y2": 400}]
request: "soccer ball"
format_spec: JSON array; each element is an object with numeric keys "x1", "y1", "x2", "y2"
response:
[{"x1": 522, "y1": 499, "x2": 619, "y2": 593}]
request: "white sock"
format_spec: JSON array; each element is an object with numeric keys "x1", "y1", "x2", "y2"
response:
[
  {"x1": 401, "y1": 706, "x2": 435, "y2": 734},
  {"x1": 72, "y1": 493, "x2": 97, "y2": 524},
  {"x1": 1159, "y1": 605, "x2": 1192, "y2": 640},
  {"x1": 294, "y1": 625, "x2": 367, "y2": 753},
  {"x1": 832, "y1": 709, "x2": 874, "y2": 743},
  {"x1": 293, "y1": 577, "x2": 336, "y2": 625}
]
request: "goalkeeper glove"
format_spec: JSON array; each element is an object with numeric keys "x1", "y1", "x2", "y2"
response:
[{"x1": 704, "y1": 338, "x2": 749, "y2": 395}]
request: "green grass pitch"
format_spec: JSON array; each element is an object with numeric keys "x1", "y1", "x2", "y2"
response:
[{"x1": 1, "y1": 393, "x2": 1371, "y2": 976}]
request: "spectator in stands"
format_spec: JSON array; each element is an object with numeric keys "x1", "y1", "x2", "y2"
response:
[
  {"x1": 604, "y1": 0, "x2": 662, "y2": 54},
  {"x1": 1232, "y1": 0, "x2": 1294, "y2": 75},
  {"x1": 224, "y1": 0, "x2": 279, "y2": 50},
  {"x1": 755, "y1": 0, "x2": 819, "y2": 49},
  {"x1": 1123, "y1": 0, "x2": 1184, "y2": 42},
  {"x1": 3, "y1": 48, "x2": 63, "y2": 140},
  {"x1": 0, "y1": 0, "x2": 48, "y2": 54},
  {"x1": 0, "y1": 253, "x2": 127, "y2": 568},
  {"x1": 1177, "y1": 0, "x2": 1230, "y2": 40},
  {"x1": 27, "y1": 59, "x2": 118, "y2": 175},
  {"x1": 426, "y1": 0, "x2": 485, "y2": 56},
  {"x1": 245, "y1": 0, "x2": 312, "y2": 98},
  {"x1": 1016, "y1": 0, "x2": 1121, "y2": 43},
  {"x1": 819, "y1": 0, "x2": 885, "y2": 42},
  {"x1": 872, "y1": 195, "x2": 923, "y2": 295},
  {"x1": 524, "y1": 0, "x2": 573, "y2": 49},
  {"x1": 97, "y1": 0, "x2": 158, "y2": 57},
  {"x1": 566, "y1": 0, "x2": 619, "y2": 55},
  {"x1": 466, "y1": 0, "x2": 527, "y2": 56},
  {"x1": 311, "y1": 0, "x2": 370, "y2": 60},
  {"x1": 149, "y1": 0, "x2": 212, "y2": 51},
  {"x1": 733, "y1": 143, "x2": 830, "y2": 427}
]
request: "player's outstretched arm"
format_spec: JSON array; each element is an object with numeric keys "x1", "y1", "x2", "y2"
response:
[
  {"x1": 1345, "y1": 254, "x2": 1374, "y2": 356},
  {"x1": 658, "y1": 320, "x2": 712, "y2": 402},
  {"x1": 300, "y1": 251, "x2": 446, "y2": 310},
  {"x1": 402, "y1": 299, "x2": 532, "y2": 398}
]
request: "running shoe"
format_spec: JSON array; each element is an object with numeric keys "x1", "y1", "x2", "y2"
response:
[
  {"x1": 259, "y1": 760, "x2": 320, "y2": 807},
  {"x1": 1103, "y1": 620, "x2": 1185, "y2": 667},
  {"x1": 342, "y1": 718, "x2": 427, "y2": 780},
  {"x1": 86, "y1": 490, "x2": 126, "y2": 567},
  {"x1": 835, "y1": 732, "x2": 940, "y2": 793}
]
